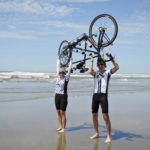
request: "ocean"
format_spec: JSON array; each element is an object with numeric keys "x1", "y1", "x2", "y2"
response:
[{"x1": 0, "y1": 71, "x2": 150, "y2": 102}]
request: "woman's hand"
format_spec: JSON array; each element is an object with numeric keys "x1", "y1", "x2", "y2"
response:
[
  {"x1": 70, "y1": 57, "x2": 73, "y2": 62},
  {"x1": 90, "y1": 55, "x2": 94, "y2": 61}
]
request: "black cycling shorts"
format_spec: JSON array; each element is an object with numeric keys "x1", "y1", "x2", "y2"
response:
[
  {"x1": 92, "y1": 93, "x2": 108, "y2": 114},
  {"x1": 55, "y1": 93, "x2": 68, "y2": 111}
]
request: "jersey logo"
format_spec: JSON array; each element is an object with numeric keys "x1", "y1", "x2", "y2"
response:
[{"x1": 96, "y1": 73, "x2": 104, "y2": 79}]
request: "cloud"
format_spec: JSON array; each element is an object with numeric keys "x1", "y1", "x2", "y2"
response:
[
  {"x1": 34, "y1": 20, "x2": 88, "y2": 29},
  {"x1": 55, "y1": 0, "x2": 109, "y2": 2},
  {"x1": 19, "y1": 30, "x2": 64, "y2": 36},
  {"x1": 7, "y1": 25, "x2": 16, "y2": 29},
  {"x1": 119, "y1": 22, "x2": 150, "y2": 36},
  {"x1": 119, "y1": 12, "x2": 150, "y2": 36},
  {"x1": 0, "y1": 0, "x2": 76, "y2": 17},
  {"x1": 1, "y1": 20, "x2": 88, "y2": 40},
  {"x1": 0, "y1": 29, "x2": 65, "y2": 40},
  {"x1": 143, "y1": 0, "x2": 149, "y2": 3},
  {"x1": 0, "y1": 31, "x2": 37, "y2": 40},
  {"x1": 116, "y1": 38, "x2": 149, "y2": 45},
  {"x1": 114, "y1": 11, "x2": 150, "y2": 45}
]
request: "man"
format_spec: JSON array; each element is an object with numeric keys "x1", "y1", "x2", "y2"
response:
[{"x1": 88, "y1": 53, "x2": 119, "y2": 142}]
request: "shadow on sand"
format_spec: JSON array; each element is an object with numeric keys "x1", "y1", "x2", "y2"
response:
[{"x1": 67, "y1": 123, "x2": 150, "y2": 141}]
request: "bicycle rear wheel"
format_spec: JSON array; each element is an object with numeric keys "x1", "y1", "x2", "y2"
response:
[
  {"x1": 89, "y1": 14, "x2": 118, "y2": 47},
  {"x1": 58, "y1": 40, "x2": 71, "y2": 67}
]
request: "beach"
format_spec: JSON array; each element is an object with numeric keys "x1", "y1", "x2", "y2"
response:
[{"x1": 0, "y1": 72, "x2": 150, "y2": 150}]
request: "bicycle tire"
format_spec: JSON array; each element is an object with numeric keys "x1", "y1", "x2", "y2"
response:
[
  {"x1": 89, "y1": 14, "x2": 118, "y2": 47},
  {"x1": 58, "y1": 40, "x2": 71, "y2": 67}
]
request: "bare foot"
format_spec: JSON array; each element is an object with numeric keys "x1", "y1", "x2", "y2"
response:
[
  {"x1": 105, "y1": 136, "x2": 111, "y2": 143},
  {"x1": 90, "y1": 133, "x2": 99, "y2": 139},
  {"x1": 56, "y1": 127, "x2": 62, "y2": 132},
  {"x1": 58, "y1": 128, "x2": 65, "y2": 133}
]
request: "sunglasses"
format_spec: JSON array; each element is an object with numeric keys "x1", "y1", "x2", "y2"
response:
[
  {"x1": 59, "y1": 72, "x2": 65, "y2": 74},
  {"x1": 98, "y1": 63, "x2": 105, "y2": 66}
]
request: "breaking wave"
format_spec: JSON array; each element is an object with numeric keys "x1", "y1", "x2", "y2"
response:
[{"x1": 0, "y1": 72, "x2": 150, "y2": 82}]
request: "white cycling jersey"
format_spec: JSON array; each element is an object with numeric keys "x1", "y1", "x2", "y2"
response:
[
  {"x1": 93, "y1": 69, "x2": 112, "y2": 94},
  {"x1": 55, "y1": 59, "x2": 72, "y2": 94}
]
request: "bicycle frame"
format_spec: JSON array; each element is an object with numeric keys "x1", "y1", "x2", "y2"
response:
[
  {"x1": 58, "y1": 13, "x2": 118, "y2": 72},
  {"x1": 69, "y1": 30, "x2": 111, "y2": 66}
]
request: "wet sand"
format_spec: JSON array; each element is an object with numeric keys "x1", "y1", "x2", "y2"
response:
[{"x1": 0, "y1": 91, "x2": 150, "y2": 150}]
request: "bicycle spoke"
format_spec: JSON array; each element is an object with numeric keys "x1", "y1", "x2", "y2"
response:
[
  {"x1": 89, "y1": 14, "x2": 118, "y2": 47},
  {"x1": 103, "y1": 33, "x2": 111, "y2": 43},
  {"x1": 58, "y1": 40, "x2": 71, "y2": 67}
]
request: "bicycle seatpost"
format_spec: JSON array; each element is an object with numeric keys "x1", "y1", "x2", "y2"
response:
[{"x1": 98, "y1": 28, "x2": 105, "y2": 52}]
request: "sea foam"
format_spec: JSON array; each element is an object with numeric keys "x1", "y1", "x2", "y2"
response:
[{"x1": 0, "y1": 72, "x2": 150, "y2": 82}]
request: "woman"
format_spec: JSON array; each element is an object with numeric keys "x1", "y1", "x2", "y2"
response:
[{"x1": 55, "y1": 58, "x2": 72, "y2": 133}]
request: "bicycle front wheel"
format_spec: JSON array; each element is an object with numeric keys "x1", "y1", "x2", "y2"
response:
[
  {"x1": 58, "y1": 40, "x2": 71, "y2": 67},
  {"x1": 89, "y1": 14, "x2": 118, "y2": 47}
]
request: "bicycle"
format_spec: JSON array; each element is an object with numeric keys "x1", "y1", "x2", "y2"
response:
[{"x1": 58, "y1": 14, "x2": 118, "y2": 73}]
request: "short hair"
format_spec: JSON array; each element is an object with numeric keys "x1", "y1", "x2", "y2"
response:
[{"x1": 97, "y1": 58, "x2": 106, "y2": 67}]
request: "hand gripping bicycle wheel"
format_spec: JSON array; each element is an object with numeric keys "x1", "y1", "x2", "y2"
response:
[
  {"x1": 58, "y1": 40, "x2": 71, "y2": 67},
  {"x1": 89, "y1": 14, "x2": 118, "y2": 47}
]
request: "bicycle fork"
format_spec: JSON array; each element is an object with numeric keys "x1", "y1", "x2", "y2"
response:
[{"x1": 98, "y1": 28, "x2": 105, "y2": 58}]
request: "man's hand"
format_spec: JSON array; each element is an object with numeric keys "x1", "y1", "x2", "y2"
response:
[
  {"x1": 106, "y1": 52, "x2": 114, "y2": 61},
  {"x1": 106, "y1": 52, "x2": 112, "y2": 58},
  {"x1": 106, "y1": 52, "x2": 119, "y2": 73}
]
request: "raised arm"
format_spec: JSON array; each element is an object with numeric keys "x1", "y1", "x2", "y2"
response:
[
  {"x1": 106, "y1": 53, "x2": 119, "y2": 74},
  {"x1": 88, "y1": 56, "x2": 95, "y2": 76},
  {"x1": 56, "y1": 58, "x2": 60, "y2": 76},
  {"x1": 66, "y1": 58, "x2": 72, "y2": 77}
]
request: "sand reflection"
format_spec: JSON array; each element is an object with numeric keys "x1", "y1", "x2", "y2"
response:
[
  {"x1": 93, "y1": 139, "x2": 111, "y2": 150},
  {"x1": 56, "y1": 133, "x2": 66, "y2": 150}
]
